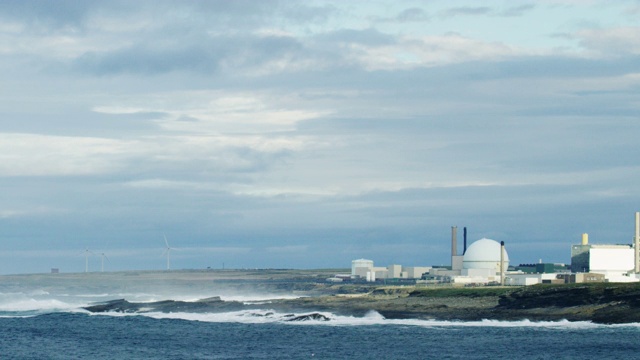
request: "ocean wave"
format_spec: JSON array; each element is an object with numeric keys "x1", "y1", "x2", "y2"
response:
[
  {"x1": 3, "y1": 291, "x2": 640, "y2": 329},
  {"x1": 0, "y1": 290, "x2": 302, "y2": 313},
  {"x1": 0, "y1": 293, "x2": 83, "y2": 313},
  {"x1": 87, "y1": 309, "x2": 640, "y2": 329}
]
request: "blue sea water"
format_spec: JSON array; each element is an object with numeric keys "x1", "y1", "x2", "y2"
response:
[
  {"x1": 2, "y1": 273, "x2": 640, "y2": 359},
  {"x1": 1, "y1": 312, "x2": 639, "y2": 359}
]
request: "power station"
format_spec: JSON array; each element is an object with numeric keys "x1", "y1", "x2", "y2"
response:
[{"x1": 345, "y1": 211, "x2": 640, "y2": 286}]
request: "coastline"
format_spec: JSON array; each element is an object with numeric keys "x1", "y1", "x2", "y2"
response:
[
  {"x1": 269, "y1": 283, "x2": 640, "y2": 324},
  {"x1": 4, "y1": 269, "x2": 640, "y2": 324}
]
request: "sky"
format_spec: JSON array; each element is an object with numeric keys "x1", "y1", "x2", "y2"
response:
[{"x1": 1, "y1": 0, "x2": 640, "y2": 274}]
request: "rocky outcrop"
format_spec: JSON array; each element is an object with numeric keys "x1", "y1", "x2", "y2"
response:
[
  {"x1": 83, "y1": 296, "x2": 247, "y2": 313},
  {"x1": 83, "y1": 283, "x2": 640, "y2": 324},
  {"x1": 494, "y1": 283, "x2": 640, "y2": 324},
  {"x1": 283, "y1": 313, "x2": 331, "y2": 321}
]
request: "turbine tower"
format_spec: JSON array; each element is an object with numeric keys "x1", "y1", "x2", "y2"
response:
[
  {"x1": 82, "y1": 248, "x2": 94, "y2": 273},
  {"x1": 163, "y1": 234, "x2": 173, "y2": 270},
  {"x1": 99, "y1": 252, "x2": 109, "y2": 272}
]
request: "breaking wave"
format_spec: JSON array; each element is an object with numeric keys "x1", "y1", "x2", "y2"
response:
[
  {"x1": 2, "y1": 291, "x2": 639, "y2": 329},
  {"x1": 85, "y1": 308, "x2": 640, "y2": 329}
]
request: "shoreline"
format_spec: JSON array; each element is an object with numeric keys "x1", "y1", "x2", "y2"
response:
[{"x1": 4, "y1": 269, "x2": 640, "y2": 324}]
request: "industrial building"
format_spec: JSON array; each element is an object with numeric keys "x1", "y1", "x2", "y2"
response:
[
  {"x1": 413, "y1": 226, "x2": 511, "y2": 285},
  {"x1": 347, "y1": 211, "x2": 640, "y2": 286},
  {"x1": 570, "y1": 231, "x2": 639, "y2": 282},
  {"x1": 349, "y1": 259, "x2": 431, "y2": 282}
]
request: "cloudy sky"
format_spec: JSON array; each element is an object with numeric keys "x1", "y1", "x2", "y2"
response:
[{"x1": 1, "y1": 0, "x2": 639, "y2": 274}]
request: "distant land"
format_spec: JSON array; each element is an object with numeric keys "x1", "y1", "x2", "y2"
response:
[{"x1": 4, "y1": 269, "x2": 640, "y2": 324}]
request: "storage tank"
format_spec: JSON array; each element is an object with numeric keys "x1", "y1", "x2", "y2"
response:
[{"x1": 351, "y1": 259, "x2": 374, "y2": 275}]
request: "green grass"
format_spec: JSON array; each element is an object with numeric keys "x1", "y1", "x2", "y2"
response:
[{"x1": 409, "y1": 287, "x2": 516, "y2": 298}]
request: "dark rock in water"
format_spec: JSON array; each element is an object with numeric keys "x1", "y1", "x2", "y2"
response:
[
  {"x1": 80, "y1": 282, "x2": 640, "y2": 324},
  {"x1": 83, "y1": 299, "x2": 141, "y2": 313},
  {"x1": 83, "y1": 296, "x2": 245, "y2": 314},
  {"x1": 248, "y1": 312, "x2": 274, "y2": 317},
  {"x1": 284, "y1": 313, "x2": 330, "y2": 322},
  {"x1": 196, "y1": 296, "x2": 222, "y2": 302}
]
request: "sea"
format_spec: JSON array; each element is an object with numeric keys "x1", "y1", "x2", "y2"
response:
[{"x1": 1, "y1": 275, "x2": 640, "y2": 359}]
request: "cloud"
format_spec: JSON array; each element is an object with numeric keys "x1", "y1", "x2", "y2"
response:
[
  {"x1": 0, "y1": 129, "x2": 314, "y2": 181},
  {"x1": 499, "y1": 4, "x2": 536, "y2": 17},
  {"x1": 395, "y1": 7, "x2": 430, "y2": 22},
  {"x1": 0, "y1": 210, "x2": 26, "y2": 219},
  {"x1": 339, "y1": 33, "x2": 521, "y2": 70},
  {"x1": 1, "y1": 1, "x2": 640, "y2": 273},
  {"x1": 440, "y1": 4, "x2": 535, "y2": 19},
  {"x1": 0, "y1": 133, "x2": 134, "y2": 176},
  {"x1": 73, "y1": 32, "x2": 305, "y2": 76},
  {"x1": 314, "y1": 28, "x2": 396, "y2": 46},
  {"x1": 441, "y1": 6, "x2": 492, "y2": 18},
  {"x1": 575, "y1": 26, "x2": 640, "y2": 56},
  {"x1": 92, "y1": 90, "x2": 328, "y2": 132},
  {"x1": 375, "y1": 7, "x2": 430, "y2": 23},
  {"x1": 0, "y1": 0, "x2": 98, "y2": 29}
]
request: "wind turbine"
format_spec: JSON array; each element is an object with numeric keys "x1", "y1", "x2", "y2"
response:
[
  {"x1": 98, "y1": 252, "x2": 110, "y2": 272},
  {"x1": 162, "y1": 234, "x2": 174, "y2": 270},
  {"x1": 82, "y1": 248, "x2": 94, "y2": 273}
]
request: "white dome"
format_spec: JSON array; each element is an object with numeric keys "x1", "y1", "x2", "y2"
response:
[
  {"x1": 351, "y1": 259, "x2": 374, "y2": 276},
  {"x1": 463, "y1": 238, "x2": 509, "y2": 271}
]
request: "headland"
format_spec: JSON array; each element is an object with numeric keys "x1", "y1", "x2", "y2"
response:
[{"x1": 17, "y1": 268, "x2": 632, "y2": 324}]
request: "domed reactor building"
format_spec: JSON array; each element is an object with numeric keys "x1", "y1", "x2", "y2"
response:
[
  {"x1": 450, "y1": 227, "x2": 508, "y2": 285},
  {"x1": 463, "y1": 238, "x2": 509, "y2": 273}
]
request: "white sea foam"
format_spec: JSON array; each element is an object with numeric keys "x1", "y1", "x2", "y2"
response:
[
  {"x1": 0, "y1": 292, "x2": 83, "y2": 312},
  {"x1": 0, "y1": 288, "x2": 305, "y2": 317},
  {"x1": 219, "y1": 294, "x2": 304, "y2": 303},
  {"x1": 88, "y1": 309, "x2": 640, "y2": 329},
  {"x1": 2, "y1": 290, "x2": 640, "y2": 329}
]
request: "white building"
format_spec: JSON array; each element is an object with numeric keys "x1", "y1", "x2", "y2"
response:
[
  {"x1": 570, "y1": 232, "x2": 639, "y2": 282},
  {"x1": 350, "y1": 260, "x2": 432, "y2": 280},
  {"x1": 445, "y1": 238, "x2": 509, "y2": 285},
  {"x1": 351, "y1": 259, "x2": 374, "y2": 277},
  {"x1": 404, "y1": 267, "x2": 431, "y2": 279},
  {"x1": 462, "y1": 238, "x2": 509, "y2": 273},
  {"x1": 387, "y1": 264, "x2": 402, "y2": 278},
  {"x1": 505, "y1": 273, "x2": 559, "y2": 286}
]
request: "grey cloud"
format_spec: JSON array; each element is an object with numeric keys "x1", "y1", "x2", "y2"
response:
[
  {"x1": 575, "y1": 28, "x2": 640, "y2": 56},
  {"x1": 0, "y1": 110, "x2": 164, "y2": 137},
  {"x1": 441, "y1": 6, "x2": 492, "y2": 18},
  {"x1": 72, "y1": 33, "x2": 304, "y2": 76},
  {"x1": 0, "y1": 0, "x2": 98, "y2": 28},
  {"x1": 500, "y1": 4, "x2": 536, "y2": 17},
  {"x1": 0, "y1": 0, "x2": 331, "y2": 37},
  {"x1": 313, "y1": 28, "x2": 396, "y2": 46},
  {"x1": 440, "y1": 5, "x2": 534, "y2": 19},
  {"x1": 396, "y1": 7, "x2": 430, "y2": 22},
  {"x1": 175, "y1": 115, "x2": 199, "y2": 122},
  {"x1": 280, "y1": 3, "x2": 336, "y2": 24},
  {"x1": 2, "y1": 2, "x2": 640, "y2": 274},
  {"x1": 375, "y1": 7, "x2": 430, "y2": 23},
  {"x1": 160, "y1": 1, "x2": 335, "y2": 29},
  {"x1": 3, "y1": 174, "x2": 635, "y2": 269}
]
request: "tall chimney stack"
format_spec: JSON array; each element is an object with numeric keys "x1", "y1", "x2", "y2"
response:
[
  {"x1": 635, "y1": 212, "x2": 639, "y2": 273},
  {"x1": 463, "y1": 227, "x2": 467, "y2": 255},
  {"x1": 500, "y1": 241, "x2": 505, "y2": 286},
  {"x1": 451, "y1": 226, "x2": 458, "y2": 257}
]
